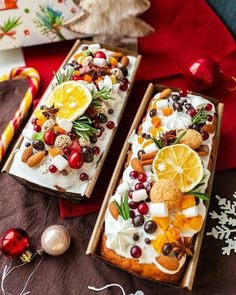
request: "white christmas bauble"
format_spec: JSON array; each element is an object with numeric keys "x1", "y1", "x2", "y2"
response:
[{"x1": 41, "y1": 225, "x2": 70, "y2": 256}]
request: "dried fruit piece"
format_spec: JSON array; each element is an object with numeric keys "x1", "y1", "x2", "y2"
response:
[
  {"x1": 159, "y1": 88, "x2": 171, "y2": 99},
  {"x1": 130, "y1": 157, "x2": 143, "y2": 173},
  {"x1": 109, "y1": 57, "x2": 118, "y2": 66},
  {"x1": 181, "y1": 194, "x2": 196, "y2": 210},
  {"x1": 156, "y1": 255, "x2": 179, "y2": 271},
  {"x1": 151, "y1": 116, "x2": 161, "y2": 128},
  {"x1": 111, "y1": 52, "x2": 124, "y2": 58},
  {"x1": 188, "y1": 215, "x2": 203, "y2": 231},
  {"x1": 48, "y1": 148, "x2": 61, "y2": 158},
  {"x1": 165, "y1": 227, "x2": 180, "y2": 243},
  {"x1": 21, "y1": 146, "x2": 33, "y2": 163},
  {"x1": 109, "y1": 202, "x2": 119, "y2": 220},
  {"x1": 153, "y1": 216, "x2": 169, "y2": 231},
  {"x1": 27, "y1": 151, "x2": 45, "y2": 167},
  {"x1": 202, "y1": 123, "x2": 216, "y2": 134},
  {"x1": 162, "y1": 107, "x2": 173, "y2": 116},
  {"x1": 152, "y1": 234, "x2": 167, "y2": 253}
]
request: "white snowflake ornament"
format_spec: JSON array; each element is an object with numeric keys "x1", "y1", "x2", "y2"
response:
[{"x1": 206, "y1": 192, "x2": 236, "y2": 255}]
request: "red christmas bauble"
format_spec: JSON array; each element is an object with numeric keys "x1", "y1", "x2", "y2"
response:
[
  {"x1": 185, "y1": 57, "x2": 220, "y2": 92},
  {"x1": 0, "y1": 228, "x2": 30, "y2": 258}
]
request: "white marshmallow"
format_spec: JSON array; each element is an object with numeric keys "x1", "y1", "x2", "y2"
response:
[
  {"x1": 128, "y1": 130, "x2": 137, "y2": 144},
  {"x1": 117, "y1": 182, "x2": 130, "y2": 196},
  {"x1": 182, "y1": 206, "x2": 199, "y2": 218},
  {"x1": 51, "y1": 154, "x2": 68, "y2": 171},
  {"x1": 132, "y1": 189, "x2": 148, "y2": 202},
  {"x1": 93, "y1": 58, "x2": 107, "y2": 67},
  {"x1": 142, "y1": 122, "x2": 153, "y2": 133},
  {"x1": 144, "y1": 143, "x2": 159, "y2": 153},
  {"x1": 23, "y1": 129, "x2": 36, "y2": 140},
  {"x1": 155, "y1": 99, "x2": 168, "y2": 109},
  {"x1": 58, "y1": 119, "x2": 73, "y2": 132},
  {"x1": 88, "y1": 43, "x2": 101, "y2": 54},
  {"x1": 103, "y1": 75, "x2": 113, "y2": 89},
  {"x1": 150, "y1": 203, "x2": 168, "y2": 217}
]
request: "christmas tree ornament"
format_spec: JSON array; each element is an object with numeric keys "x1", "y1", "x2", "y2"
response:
[
  {"x1": 0, "y1": 225, "x2": 70, "y2": 295},
  {"x1": 63, "y1": 0, "x2": 154, "y2": 45},
  {"x1": 184, "y1": 56, "x2": 220, "y2": 92},
  {"x1": 41, "y1": 225, "x2": 70, "y2": 256}
]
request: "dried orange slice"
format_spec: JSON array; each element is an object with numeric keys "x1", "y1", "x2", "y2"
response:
[
  {"x1": 152, "y1": 144, "x2": 203, "y2": 192},
  {"x1": 45, "y1": 81, "x2": 92, "y2": 122}
]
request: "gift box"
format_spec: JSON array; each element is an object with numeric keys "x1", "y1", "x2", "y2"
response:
[
  {"x1": 86, "y1": 83, "x2": 224, "y2": 290},
  {"x1": 2, "y1": 40, "x2": 141, "y2": 202},
  {"x1": 0, "y1": 0, "x2": 81, "y2": 50}
]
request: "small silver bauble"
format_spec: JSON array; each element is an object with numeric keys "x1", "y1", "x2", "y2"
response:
[{"x1": 41, "y1": 225, "x2": 70, "y2": 256}]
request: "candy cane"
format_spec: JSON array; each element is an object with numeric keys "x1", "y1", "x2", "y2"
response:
[{"x1": 0, "y1": 67, "x2": 40, "y2": 163}]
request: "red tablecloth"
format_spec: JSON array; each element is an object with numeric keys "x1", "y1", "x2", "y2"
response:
[{"x1": 23, "y1": 0, "x2": 236, "y2": 218}]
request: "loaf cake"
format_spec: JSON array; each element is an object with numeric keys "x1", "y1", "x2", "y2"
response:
[
  {"x1": 8, "y1": 43, "x2": 138, "y2": 198},
  {"x1": 101, "y1": 87, "x2": 217, "y2": 283}
]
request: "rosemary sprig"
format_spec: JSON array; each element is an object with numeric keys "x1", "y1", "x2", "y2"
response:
[
  {"x1": 1, "y1": 17, "x2": 22, "y2": 33},
  {"x1": 92, "y1": 87, "x2": 114, "y2": 101},
  {"x1": 54, "y1": 68, "x2": 74, "y2": 85},
  {"x1": 173, "y1": 130, "x2": 187, "y2": 144},
  {"x1": 188, "y1": 192, "x2": 209, "y2": 201},
  {"x1": 72, "y1": 116, "x2": 98, "y2": 141},
  {"x1": 113, "y1": 194, "x2": 130, "y2": 220},
  {"x1": 151, "y1": 136, "x2": 163, "y2": 149},
  {"x1": 192, "y1": 107, "x2": 208, "y2": 125}
]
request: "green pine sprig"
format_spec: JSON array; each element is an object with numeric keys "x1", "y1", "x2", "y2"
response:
[
  {"x1": 113, "y1": 194, "x2": 130, "y2": 220},
  {"x1": 1, "y1": 17, "x2": 22, "y2": 33},
  {"x1": 91, "y1": 87, "x2": 114, "y2": 108},
  {"x1": 187, "y1": 175, "x2": 209, "y2": 201},
  {"x1": 173, "y1": 130, "x2": 187, "y2": 144},
  {"x1": 192, "y1": 107, "x2": 208, "y2": 125},
  {"x1": 53, "y1": 68, "x2": 74, "y2": 85},
  {"x1": 72, "y1": 116, "x2": 98, "y2": 141}
]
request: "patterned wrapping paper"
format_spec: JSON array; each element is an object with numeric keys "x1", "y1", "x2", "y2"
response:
[{"x1": 0, "y1": 0, "x2": 80, "y2": 50}]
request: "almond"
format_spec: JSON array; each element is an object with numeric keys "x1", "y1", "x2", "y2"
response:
[
  {"x1": 109, "y1": 202, "x2": 119, "y2": 220},
  {"x1": 159, "y1": 88, "x2": 172, "y2": 99},
  {"x1": 27, "y1": 151, "x2": 45, "y2": 167},
  {"x1": 111, "y1": 52, "x2": 124, "y2": 59},
  {"x1": 21, "y1": 146, "x2": 33, "y2": 163},
  {"x1": 156, "y1": 255, "x2": 179, "y2": 271},
  {"x1": 131, "y1": 157, "x2": 143, "y2": 173},
  {"x1": 196, "y1": 145, "x2": 209, "y2": 156},
  {"x1": 121, "y1": 56, "x2": 129, "y2": 67},
  {"x1": 202, "y1": 123, "x2": 216, "y2": 134}
]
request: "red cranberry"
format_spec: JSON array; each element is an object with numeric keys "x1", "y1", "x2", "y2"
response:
[
  {"x1": 31, "y1": 118, "x2": 37, "y2": 125},
  {"x1": 205, "y1": 103, "x2": 213, "y2": 111},
  {"x1": 130, "y1": 245, "x2": 142, "y2": 258},
  {"x1": 106, "y1": 121, "x2": 115, "y2": 129},
  {"x1": 92, "y1": 118, "x2": 100, "y2": 129},
  {"x1": 63, "y1": 147, "x2": 71, "y2": 156},
  {"x1": 71, "y1": 75, "x2": 82, "y2": 81},
  {"x1": 129, "y1": 210, "x2": 135, "y2": 219},
  {"x1": 33, "y1": 125, "x2": 41, "y2": 132},
  {"x1": 79, "y1": 173, "x2": 89, "y2": 181},
  {"x1": 96, "y1": 129, "x2": 103, "y2": 137},
  {"x1": 207, "y1": 114, "x2": 213, "y2": 122},
  {"x1": 68, "y1": 131, "x2": 77, "y2": 140},
  {"x1": 179, "y1": 89, "x2": 188, "y2": 97},
  {"x1": 187, "y1": 109, "x2": 197, "y2": 117},
  {"x1": 138, "y1": 172, "x2": 147, "y2": 183},
  {"x1": 129, "y1": 201, "x2": 139, "y2": 209},
  {"x1": 129, "y1": 170, "x2": 139, "y2": 179},
  {"x1": 119, "y1": 78, "x2": 129, "y2": 91},
  {"x1": 128, "y1": 190, "x2": 133, "y2": 199},
  {"x1": 138, "y1": 202, "x2": 149, "y2": 215},
  {"x1": 92, "y1": 146, "x2": 100, "y2": 155},
  {"x1": 201, "y1": 131, "x2": 209, "y2": 141},
  {"x1": 49, "y1": 165, "x2": 57, "y2": 173},
  {"x1": 44, "y1": 130, "x2": 56, "y2": 146},
  {"x1": 135, "y1": 182, "x2": 145, "y2": 190},
  {"x1": 99, "y1": 126, "x2": 105, "y2": 132},
  {"x1": 94, "y1": 51, "x2": 106, "y2": 59},
  {"x1": 185, "y1": 103, "x2": 194, "y2": 110}
]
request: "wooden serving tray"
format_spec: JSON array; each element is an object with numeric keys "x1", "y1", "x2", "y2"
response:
[
  {"x1": 86, "y1": 83, "x2": 224, "y2": 290},
  {"x1": 2, "y1": 39, "x2": 142, "y2": 203}
]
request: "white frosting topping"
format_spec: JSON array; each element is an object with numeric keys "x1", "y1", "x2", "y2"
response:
[{"x1": 164, "y1": 111, "x2": 192, "y2": 130}]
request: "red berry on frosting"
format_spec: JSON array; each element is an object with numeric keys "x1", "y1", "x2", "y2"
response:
[
  {"x1": 44, "y1": 130, "x2": 56, "y2": 146},
  {"x1": 138, "y1": 172, "x2": 147, "y2": 183},
  {"x1": 205, "y1": 103, "x2": 213, "y2": 111},
  {"x1": 187, "y1": 109, "x2": 197, "y2": 117},
  {"x1": 79, "y1": 173, "x2": 89, "y2": 181},
  {"x1": 138, "y1": 202, "x2": 149, "y2": 215},
  {"x1": 179, "y1": 89, "x2": 188, "y2": 97},
  {"x1": 94, "y1": 51, "x2": 106, "y2": 59},
  {"x1": 49, "y1": 165, "x2": 57, "y2": 173},
  {"x1": 129, "y1": 171, "x2": 139, "y2": 179},
  {"x1": 31, "y1": 118, "x2": 37, "y2": 125},
  {"x1": 63, "y1": 147, "x2": 71, "y2": 156},
  {"x1": 106, "y1": 121, "x2": 115, "y2": 129},
  {"x1": 201, "y1": 131, "x2": 209, "y2": 141},
  {"x1": 129, "y1": 201, "x2": 139, "y2": 209},
  {"x1": 68, "y1": 151, "x2": 83, "y2": 169},
  {"x1": 92, "y1": 146, "x2": 100, "y2": 155},
  {"x1": 33, "y1": 125, "x2": 41, "y2": 132},
  {"x1": 135, "y1": 182, "x2": 145, "y2": 190},
  {"x1": 130, "y1": 245, "x2": 142, "y2": 258}
]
